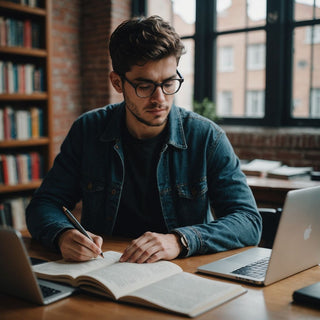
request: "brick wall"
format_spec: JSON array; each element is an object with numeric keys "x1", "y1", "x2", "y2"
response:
[
  {"x1": 51, "y1": 0, "x2": 130, "y2": 157},
  {"x1": 224, "y1": 126, "x2": 320, "y2": 171},
  {"x1": 51, "y1": 0, "x2": 82, "y2": 156}
]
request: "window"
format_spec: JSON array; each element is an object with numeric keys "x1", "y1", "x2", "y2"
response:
[
  {"x1": 218, "y1": 91, "x2": 233, "y2": 116},
  {"x1": 134, "y1": 0, "x2": 320, "y2": 127},
  {"x1": 305, "y1": 25, "x2": 320, "y2": 43},
  {"x1": 311, "y1": 88, "x2": 320, "y2": 117},
  {"x1": 246, "y1": 90, "x2": 265, "y2": 117},
  {"x1": 219, "y1": 46, "x2": 234, "y2": 72},
  {"x1": 247, "y1": 44, "x2": 265, "y2": 70}
]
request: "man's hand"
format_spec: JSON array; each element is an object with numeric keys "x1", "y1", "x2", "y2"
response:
[
  {"x1": 58, "y1": 229, "x2": 103, "y2": 261},
  {"x1": 119, "y1": 232, "x2": 182, "y2": 263}
]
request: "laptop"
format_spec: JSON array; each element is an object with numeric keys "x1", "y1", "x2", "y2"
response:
[
  {"x1": 197, "y1": 185, "x2": 320, "y2": 286},
  {"x1": 0, "y1": 227, "x2": 77, "y2": 304}
]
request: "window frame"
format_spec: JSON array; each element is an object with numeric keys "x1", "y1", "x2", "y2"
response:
[{"x1": 133, "y1": 0, "x2": 320, "y2": 127}]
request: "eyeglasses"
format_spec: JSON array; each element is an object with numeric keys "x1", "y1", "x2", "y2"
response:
[{"x1": 121, "y1": 70, "x2": 184, "y2": 98}]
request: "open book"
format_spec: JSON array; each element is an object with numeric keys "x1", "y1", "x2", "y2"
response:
[{"x1": 33, "y1": 251, "x2": 246, "y2": 317}]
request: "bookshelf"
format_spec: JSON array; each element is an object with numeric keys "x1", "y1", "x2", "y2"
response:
[{"x1": 0, "y1": 0, "x2": 52, "y2": 228}]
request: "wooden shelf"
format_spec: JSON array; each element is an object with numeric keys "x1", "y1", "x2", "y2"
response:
[
  {"x1": 0, "y1": 46, "x2": 47, "y2": 57},
  {"x1": 0, "y1": 180, "x2": 42, "y2": 193},
  {"x1": 0, "y1": 137, "x2": 50, "y2": 148},
  {"x1": 0, "y1": 1, "x2": 46, "y2": 16},
  {"x1": 0, "y1": 93, "x2": 48, "y2": 101}
]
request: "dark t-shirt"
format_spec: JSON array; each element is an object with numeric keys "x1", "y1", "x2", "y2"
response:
[{"x1": 112, "y1": 125, "x2": 168, "y2": 238}]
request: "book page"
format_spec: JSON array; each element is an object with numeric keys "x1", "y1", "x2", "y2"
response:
[
  {"x1": 33, "y1": 251, "x2": 121, "y2": 280},
  {"x1": 123, "y1": 272, "x2": 246, "y2": 317},
  {"x1": 79, "y1": 260, "x2": 182, "y2": 300}
]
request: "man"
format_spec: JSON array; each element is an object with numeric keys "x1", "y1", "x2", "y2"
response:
[{"x1": 26, "y1": 15, "x2": 262, "y2": 263}]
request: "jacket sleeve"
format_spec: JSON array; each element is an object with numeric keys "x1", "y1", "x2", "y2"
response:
[
  {"x1": 173, "y1": 131, "x2": 262, "y2": 256},
  {"x1": 26, "y1": 118, "x2": 84, "y2": 250}
]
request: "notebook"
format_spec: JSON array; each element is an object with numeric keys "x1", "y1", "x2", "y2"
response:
[
  {"x1": 0, "y1": 227, "x2": 77, "y2": 305},
  {"x1": 197, "y1": 185, "x2": 320, "y2": 286},
  {"x1": 293, "y1": 281, "x2": 320, "y2": 308}
]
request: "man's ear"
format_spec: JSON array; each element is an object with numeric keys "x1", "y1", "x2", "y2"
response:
[{"x1": 110, "y1": 71, "x2": 123, "y2": 93}]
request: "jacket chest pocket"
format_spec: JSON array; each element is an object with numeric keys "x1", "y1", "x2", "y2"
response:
[
  {"x1": 174, "y1": 178, "x2": 208, "y2": 224},
  {"x1": 81, "y1": 176, "x2": 106, "y2": 226}
]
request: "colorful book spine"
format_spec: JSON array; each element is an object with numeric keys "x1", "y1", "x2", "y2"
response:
[{"x1": 0, "y1": 152, "x2": 43, "y2": 186}]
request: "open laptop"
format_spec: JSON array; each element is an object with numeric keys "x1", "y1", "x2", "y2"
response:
[
  {"x1": 197, "y1": 185, "x2": 320, "y2": 286},
  {"x1": 0, "y1": 227, "x2": 77, "y2": 304}
]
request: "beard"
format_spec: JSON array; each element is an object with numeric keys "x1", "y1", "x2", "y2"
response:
[{"x1": 124, "y1": 91, "x2": 170, "y2": 128}]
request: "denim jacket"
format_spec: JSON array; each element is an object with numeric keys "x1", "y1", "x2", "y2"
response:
[{"x1": 26, "y1": 102, "x2": 262, "y2": 256}]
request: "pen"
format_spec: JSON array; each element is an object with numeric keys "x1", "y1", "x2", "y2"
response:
[{"x1": 62, "y1": 206, "x2": 104, "y2": 258}]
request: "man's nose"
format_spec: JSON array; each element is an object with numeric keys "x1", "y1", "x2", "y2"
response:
[{"x1": 150, "y1": 85, "x2": 166, "y2": 103}]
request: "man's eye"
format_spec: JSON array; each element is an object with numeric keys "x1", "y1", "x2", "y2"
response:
[
  {"x1": 163, "y1": 81, "x2": 174, "y2": 88},
  {"x1": 138, "y1": 84, "x2": 153, "y2": 90}
]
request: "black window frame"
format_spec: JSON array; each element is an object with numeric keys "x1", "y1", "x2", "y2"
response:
[{"x1": 132, "y1": 0, "x2": 320, "y2": 127}]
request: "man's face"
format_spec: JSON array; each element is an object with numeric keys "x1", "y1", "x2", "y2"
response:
[{"x1": 112, "y1": 56, "x2": 178, "y2": 139}]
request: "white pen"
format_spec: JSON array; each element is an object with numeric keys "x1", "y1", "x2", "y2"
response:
[{"x1": 62, "y1": 206, "x2": 104, "y2": 258}]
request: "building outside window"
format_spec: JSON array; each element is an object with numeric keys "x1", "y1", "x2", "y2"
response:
[
  {"x1": 311, "y1": 88, "x2": 320, "y2": 117},
  {"x1": 246, "y1": 90, "x2": 265, "y2": 117},
  {"x1": 247, "y1": 44, "x2": 265, "y2": 70},
  {"x1": 218, "y1": 91, "x2": 233, "y2": 116},
  {"x1": 139, "y1": 0, "x2": 320, "y2": 127},
  {"x1": 219, "y1": 46, "x2": 234, "y2": 72}
]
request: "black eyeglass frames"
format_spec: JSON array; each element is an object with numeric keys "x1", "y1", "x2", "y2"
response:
[{"x1": 121, "y1": 70, "x2": 184, "y2": 98}]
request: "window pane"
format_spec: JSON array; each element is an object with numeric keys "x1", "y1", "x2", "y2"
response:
[
  {"x1": 292, "y1": 25, "x2": 320, "y2": 118},
  {"x1": 147, "y1": 0, "x2": 172, "y2": 21},
  {"x1": 294, "y1": 0, "x2": 320, "y2": 21},
  {"x1": 216, "y1": 31, "x2": 265, "y2": 118},
  {"x1": 175, "y1": 39, "x2": 194, "y2": 110},
  {"x1": 173, "y1": 0, "x2": 195, "y2": 36},
  {"x1": 216, "y1": 0, "x2": 266, "y2": 32}
]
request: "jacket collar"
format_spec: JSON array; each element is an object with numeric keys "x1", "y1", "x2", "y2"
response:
[{"x1": 100, "y1": 102, "x2": 187, "y2": 149}]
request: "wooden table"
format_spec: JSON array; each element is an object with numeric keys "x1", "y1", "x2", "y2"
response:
[
  {"x1": 247, "y1": 176, "x2": 320, "y2": 208},
  {"x1": 1, "y1": 236, "x2": 320, "y2": 320}
]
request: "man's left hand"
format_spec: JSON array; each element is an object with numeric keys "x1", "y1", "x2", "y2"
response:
[{"x1": 119, "y1": 232, "x2": 182, "y2": 263}]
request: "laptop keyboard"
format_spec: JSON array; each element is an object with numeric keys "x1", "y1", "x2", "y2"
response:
[
  {"x1": 231, "y1": 257, "x2": 270, "y2": 278},
  {"x1": 39, "y1": 284, "x2": 61, "y2": 297}
]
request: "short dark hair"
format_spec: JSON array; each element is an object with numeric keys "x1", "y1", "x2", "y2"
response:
[{"x1": 109, "y1": 15, "x2": 185, "y2": 75}]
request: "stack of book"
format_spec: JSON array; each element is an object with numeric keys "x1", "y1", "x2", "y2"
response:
[{"x1": 241, "y1": 159, "x2": 313, "y2": 180}]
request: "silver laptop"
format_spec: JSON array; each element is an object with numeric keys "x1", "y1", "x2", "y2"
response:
[
  {"x1": 198, "y1": 186, "x2": 320, "y2": 286},
  {"x1": 0, "y1": 227, "x2": 77, "y2": 304}
]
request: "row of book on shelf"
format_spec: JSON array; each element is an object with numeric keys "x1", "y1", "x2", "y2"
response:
[
  {"x1": 0, "y1": 16, "x2": 41, "y2": 48},
  {"x1": 0, "y1": 60, "x2": 45, "y2": 94},
  {"x1": 4, "y1": 0, "x2": 40, "y2": 7},
  {"x1": 0, "y1": 106, "x2": 44, "y2": 140},
  {"x1": 240, "y1": 159, "x2": 313, "y2": 180},
  {"x1": 0, "y1": 196, "x2": 30, "y2": 230},
  {"x1": 0, "y1": 152, "x2": 43, "y2": 186}
]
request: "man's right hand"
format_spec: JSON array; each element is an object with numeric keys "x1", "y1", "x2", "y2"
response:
[{"x1": 58, "y1": 229, "x2": 103, "y2": 261}]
